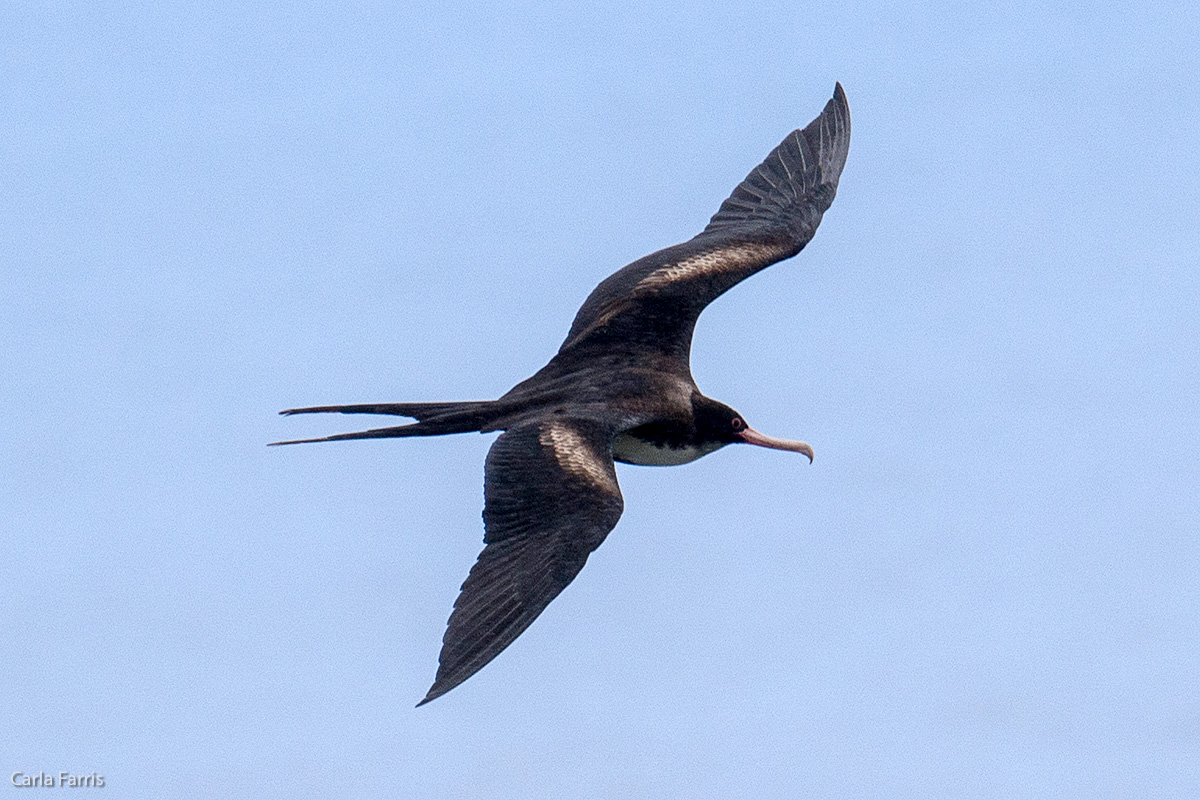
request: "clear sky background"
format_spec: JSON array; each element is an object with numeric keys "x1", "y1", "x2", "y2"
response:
[{"x1": 3, "y1": 2, "x2": 1197, "y2": 797}]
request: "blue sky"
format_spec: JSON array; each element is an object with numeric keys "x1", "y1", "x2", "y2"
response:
[{"x1": 3, "y1": 1, "x2": 1198, "y2": 797}]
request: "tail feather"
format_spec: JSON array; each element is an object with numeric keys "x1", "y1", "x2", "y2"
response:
[
  {"x1": 269, "y1": 423, "x2": 430, "y2": 446},
  {"x1": 272, "y1": 400, "x2": 499, "y2": 446},
  {"x1": 280, "y1": 401, "x2": 491, "y2": 419}
]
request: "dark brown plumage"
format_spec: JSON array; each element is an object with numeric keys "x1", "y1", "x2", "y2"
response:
[{"x1": 274, "y1": 84, "x2": 851, "y2": 704}]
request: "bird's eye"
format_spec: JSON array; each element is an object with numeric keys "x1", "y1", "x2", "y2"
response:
[{"x1": 731, "y1": 417, "x2": 745, "y2": 431}]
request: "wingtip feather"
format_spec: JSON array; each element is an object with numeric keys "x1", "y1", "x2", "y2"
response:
[
  {"x1": 808, "y1": 81, "x2": 851, "y2": 188},
  {"x1": 417, "y1": 677, "x2": 458, "y2": 707}
]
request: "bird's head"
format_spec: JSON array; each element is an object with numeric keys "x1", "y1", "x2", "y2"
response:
[{"x1": 692, "y1": 396, "x2": 814, "y2": 462}]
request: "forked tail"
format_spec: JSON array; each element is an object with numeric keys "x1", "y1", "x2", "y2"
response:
[{"x1": 269, "y1": 401, "x2": 497, "y2": 446}]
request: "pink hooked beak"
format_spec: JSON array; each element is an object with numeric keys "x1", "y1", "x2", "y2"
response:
[{"x1": 738, "y1": 426, "x2": 814, "y2": 463}]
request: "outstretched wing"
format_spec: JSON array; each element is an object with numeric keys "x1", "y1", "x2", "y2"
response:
[
  {"x1": 559, "y1": 83, "x2": 850, "y2": 363},
  {"x1": 418, "y1": 418, "x2": 624, "y2": 705}
]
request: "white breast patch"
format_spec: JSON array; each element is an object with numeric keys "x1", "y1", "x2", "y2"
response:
[{"x1": 612, "y1": 433, "x2": 723, "y2": 466}]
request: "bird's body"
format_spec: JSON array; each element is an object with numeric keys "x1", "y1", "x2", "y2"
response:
[{"x1": 275, "y1": 84, "x2": 851, "y2": 704}]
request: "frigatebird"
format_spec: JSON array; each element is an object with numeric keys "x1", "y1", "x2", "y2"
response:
[{"x1": 275, "y1": 84, "x2": 850, "y2": 705}]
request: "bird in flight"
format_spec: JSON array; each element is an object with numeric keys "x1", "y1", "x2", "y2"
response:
[{"x1": 275, "y1": 83, "x2": 850, "y2": 705}]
